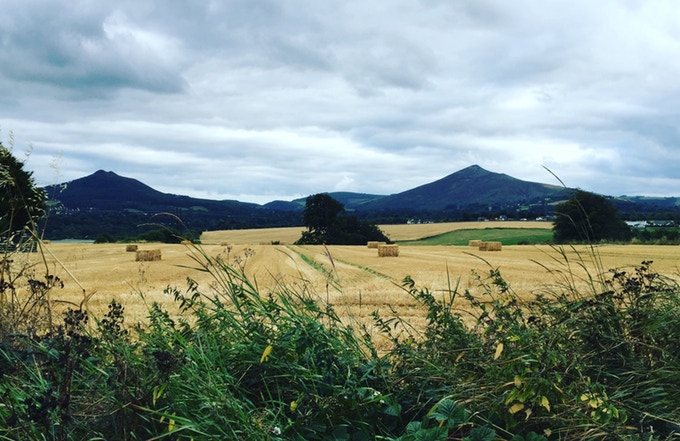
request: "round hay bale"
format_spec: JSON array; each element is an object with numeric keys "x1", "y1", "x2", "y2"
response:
[{"x1": 126, "y1": 244, "x2": 139, "y2": 252}]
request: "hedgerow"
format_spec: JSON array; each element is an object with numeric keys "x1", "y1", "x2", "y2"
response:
[{"x1": 1, "y1": 239, "x2": 679, "y2": 440}]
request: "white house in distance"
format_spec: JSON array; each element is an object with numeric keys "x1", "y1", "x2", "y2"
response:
[{"x1": 626, "y1": 220, "x2": 676, "y2": 229}]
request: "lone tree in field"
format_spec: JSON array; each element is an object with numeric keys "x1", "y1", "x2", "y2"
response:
[
  {"x1": 553, "y1": 189, "x2": 631, "y2": 243},
  {"x1": 1, "y1": 142, "x2": 46, "y2": 242},
  {"x1": 296, "y1": 193, "x2": 390, "y2": 245}
]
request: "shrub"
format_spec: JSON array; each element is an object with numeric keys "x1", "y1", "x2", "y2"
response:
[
  {"x1": 377, "y1": 257, "x2": 680, "y2": 440},
  {"x1": 1, "y1": 142, "x2": 46, "y2": 243},
  {"x1": 94, "y1": 233, "x2": 115, "y2": 243},
  {"x1": 1, "y1": 240, "x2": 679, "y2": 440}
]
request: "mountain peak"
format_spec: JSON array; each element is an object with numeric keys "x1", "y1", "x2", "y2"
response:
[
  {"x1": 456, "y1": 164, "x2": 493, "y2": 177},
  {"x1": 92, "y1": 169, "x2": 118, "y2": 177},
  {"x1": 463, "y1": 164, "x2": 484, "y2": 171},
  {"x1": 357, "y1": 164, "x2": 568, "y2": 211},
  {"x1": 47, "y1": 170, "x2": 166, "y2": 209}
]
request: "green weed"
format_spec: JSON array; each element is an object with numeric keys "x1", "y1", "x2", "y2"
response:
[{"x1": 1, "y1": 238, "x2": 679, "y2": 440}]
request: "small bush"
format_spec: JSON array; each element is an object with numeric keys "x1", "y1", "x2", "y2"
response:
[{"x1": 94, "y1": 233, "x2": 116, "y2": 243}]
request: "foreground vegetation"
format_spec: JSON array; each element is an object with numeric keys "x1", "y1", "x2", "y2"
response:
[{"x1": 1, "y1": 237, "x2": 679, "y2": 440}]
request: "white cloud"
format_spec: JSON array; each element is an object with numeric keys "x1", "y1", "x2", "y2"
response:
[
  {"x1": 333, "y1": 175, "x2": 355, "y2": 192},
  {"x1": 2, "y1": 0, "x2": 680, "y2": 203}
]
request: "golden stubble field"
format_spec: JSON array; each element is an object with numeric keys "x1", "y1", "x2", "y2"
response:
[{"x1": 17, "y1": 222, "x2": 680, "y2": 347}]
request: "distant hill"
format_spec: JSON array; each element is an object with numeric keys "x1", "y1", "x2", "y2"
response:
[
  {"x1": 44, "y1": 170, "x2": 260, "y2": 212},
  {"x1": 41, "y1": 170, "x2": 300, "y2": 239},
  {"x1": 39, "y1": 166, "x2": 679, "y2": 240},
  {"x1": 355, "y1": 165, "x2": 570, "y2": 212},
  {"x1": 264, "y1": 192, "x2": 386, "y2": 211}
]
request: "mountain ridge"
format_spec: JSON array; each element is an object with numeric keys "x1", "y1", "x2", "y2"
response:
[
  {"x1": 353, "y1": 165, "x2": 568, "y2": 212},
  {"x1": 40, "y1": 165, "x2": 680, "y2": 240},
  {"x1": 46, "y1": 169, "x2": 261, "y2": 210}
]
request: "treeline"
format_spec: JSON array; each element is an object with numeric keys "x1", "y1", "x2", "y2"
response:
[
  {"x1": 92, "y1": 228, "x2": 201, "y2": 244},
  {"x1": 38, "y1": 196, "x2": 680, "y2": 243},
  {"x1": 39, "y1": 209, "x2": 303, "y2": 241},
  {"x1": 631, "y1": 226, "x2": 680, "y2": 244}
]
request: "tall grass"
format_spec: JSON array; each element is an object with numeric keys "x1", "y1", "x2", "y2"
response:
[
  {"x1": 378, "y1": 252, "x2": 680, "y2": 440},
  {"x1": 1, "y1": 236, "x2": 679, "y2": 440}
]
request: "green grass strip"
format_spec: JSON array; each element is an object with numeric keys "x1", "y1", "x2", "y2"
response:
[
  {"x1": 285, "y1": 245, "x2": 334, "y2": 277},
  {"x1": 397, "y1": 227, "x2": 553, "y2": 246},
  {"x1": 334, "y1": 258, "x2": 393, "y2": 280}
]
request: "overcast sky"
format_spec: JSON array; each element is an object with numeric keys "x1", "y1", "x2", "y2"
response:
[{"x1": 2, "y1": 1, "x2": 679, "y2": 204}]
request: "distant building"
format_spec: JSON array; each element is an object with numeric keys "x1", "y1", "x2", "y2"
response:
[
  {"x1": 647, "y1": 220, "x2": 676, "y2": 227},
  {"x1": 626, "y1": 220, "x2": 675, "y2": 228}
]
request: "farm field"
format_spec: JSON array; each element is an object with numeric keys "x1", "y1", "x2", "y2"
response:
[
  {"x1": 24, "y1": 221, "x2": 679, "y2": 347},
  {"x1": 200, "y1": 220, "x2": 552, "y2": 244}
]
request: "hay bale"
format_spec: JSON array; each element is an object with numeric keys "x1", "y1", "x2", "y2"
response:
[
  {"x1": 136, "y1": 249, "x2": 161, "y2": 261},
  {"x1": 468, "y1": 240, "x2": 482, "y2": 247},
  {"x1": 488, "y1": 241, "x2": 502, "y2": 251},
  {"x1": 220, "y1": 241, "x2": 229, "y2": 247},
  {"x1": 42, "y1": 240, "x2": 51, "y2": 245},
  {"x1": 378, "y1": 244, "x2": 399, "y2": 257},
  {"x1": 126, "y1": 244, "x2": 138, "y2": 252},
  {"x1": 479, "y1": 241, "x2": 502, "y2": 251},
  {"x1": 367, "y1": 241, "x2": 386, "y2": 249}
]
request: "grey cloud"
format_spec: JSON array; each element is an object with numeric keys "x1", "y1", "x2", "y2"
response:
[
  {"x1": 0, "y1": 2, "x2": 186, "y2": 96},
  {"x1": 2, "y1": 0, "x2": 680, "y2": 203}
]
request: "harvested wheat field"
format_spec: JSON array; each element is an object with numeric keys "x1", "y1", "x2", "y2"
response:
[
  {"x1": 200, "y1": 221, "x2": 548, "y2": 244},
  {"x1": 19, "y1": 224, "x2": 680, "y2": 348}
]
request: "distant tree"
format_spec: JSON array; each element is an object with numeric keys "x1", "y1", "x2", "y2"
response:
[
  {"x1": 296, "y1": 194, "x2": 390, "y2": 245},
  {"x1": 301, "y1": 194, "x2": 345, "y2": 241},
  {"x1": 94, "y1": 233, "x2": 116, "y2": 243},
  {"x1": 553, "y1": 189, "x2": 631, "y2": 243},
  {"x1": 1, "y1": 142, "x2": 46, "y2": 241},
  {"x1": 137, "y1": 228, "x2": 182, "y2": 244}
]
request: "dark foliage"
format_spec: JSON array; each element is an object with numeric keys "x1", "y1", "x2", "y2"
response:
[
  {"x1": 553, "y1": 189, "x2": 632, "y2": 243},
  {"x1": 296, "y1": 193, "x2": 391, "y2": 245},
  {"x1": 302, "y1": 193, "x2": 345, "y2": 238},
  {"x1": 1, "y1": 242, "x2": 679, "y2": 440},
  {"x1": 1, "y1": 143, "x2": 45, "y2": 242}
]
